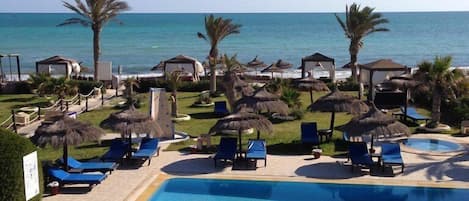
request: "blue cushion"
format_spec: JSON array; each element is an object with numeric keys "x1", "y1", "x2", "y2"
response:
[
  {"x1": 62, "y1": 157, "x2": 116, "y2": 170},
  {"x1": 301, "y1": 122, "x2": 319, "y2": 144},
  {"x1": 214, "y1": 138, "x2": 237, "y2": 160},
  {"x1": 381, "y1": 143, "x2": 404, "y2": 165},
  {"x1": 48, "y1": 167, "x2": 106, "y2": 184},
  {"x1": 133, "y1": 149, "x2": 157, "y2": 158},
  {"x1": 101, "y1": 140, "x2": 128, "y2": 161},
  {"x1": 349, "y1": 142, "x2": 373, "y2": 166},
  {"x1": 246, "y1": 140, "x2": 266, "y2": 159}
]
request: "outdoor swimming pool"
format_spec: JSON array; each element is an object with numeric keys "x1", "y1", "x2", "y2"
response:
[
  {"x1": 404, "y1": 138, "x2": 462, "y2": 152},
  {"x1": 148, "y1": 178, "x2": 468, "y2": 201}
]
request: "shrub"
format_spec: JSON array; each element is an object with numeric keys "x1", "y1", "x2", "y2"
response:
[
  {"x1": 14, "y1": 81, "x2": 33, "y2": 94},
  {"x1": 290, "y1": 107, "x2": 305, "y2": 120},
  {"x1": 443, "y1": 97, "x2": 469, "y2": 126},
  {"x1": 0, "y1": 129, "x2": 43, "y2": 201},
  {"x1": 137, "y1": 78, "x2": 212, "y2": 93},
  {"x1": 70, "y1": 80, "x2": 104, "y2": 94},
  {"x1": 334, "y1": 78, "x2": 359, "y2": 91},
  {"x1": 280, "y1": 87, "x2": 302, "y2": 108}
]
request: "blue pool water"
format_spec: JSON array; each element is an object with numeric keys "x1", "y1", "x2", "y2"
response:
[
  {"x1": 149, "y1": 178, "x2": 468, "y2": 201},
  {"x1": 404, "y1": 138, "x2": 462, "y2": 152}
]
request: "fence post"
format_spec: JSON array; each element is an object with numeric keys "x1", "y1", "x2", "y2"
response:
[
  {"x1": 101, "y1": 88, "x2": 104, "y2": 106},
  {"x1": 85, "y1": 96, "x2": 89, "y2": 112},
  {"x1": 11, "y1": 110, "x2": 17, "y2": 134},
  {"x1": 78, "y1": 95, "x2": 81, "y2": 105},
  {"x1": 59, "y1": 99, "x2": 63, "y2": 111},
  {"x1": 66, "y1": 101, "x2": 69, "y2": 111},
  {"x1": 38, "y1": 107, "x2": 41, "y2": 120}
]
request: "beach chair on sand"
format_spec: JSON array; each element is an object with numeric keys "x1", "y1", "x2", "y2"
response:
[
  {"x1": 214, "y1": 101, "x2": 229, "y2": 115},
  {"x1": 401, "y1": 107, "x2": 430, "y2": 124},
  {"x1": 48, "y1": 167, "x2": 107, "y2": 188},
  {"x1": 214, "y1": 137, "x2": 237, "y2": 167},
  {"x1": 131, "y1": 138, "x2": 159, "y2": 166},
  {"x1": 101, "y1": 140, "x2": 129, "y2": 162},
  {"x1": 381, "y1": 143, "x2": 404, "y2": 174},
  {"x1": 58, "y1": 157, "x2": 118, "y2": 174},
  {"x1": 348, "y1": 142, "x2": 373, "y2": 173},
  {"x1": 246, "y1": 139, "x2": 267, "y2": 167},
  {"x1": 300, "y1": 122, "x2": 320, "y2": 147}
]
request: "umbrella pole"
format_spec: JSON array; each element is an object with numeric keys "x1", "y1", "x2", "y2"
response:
[
  {"x1": 63, "y1": 142, "x2": 69, "y2": 171},
  {"x1": 330, "y1": 111, "x2": 335, "y2": 134},
  {"x1": 127, "y1": 129, "x2": 132, "y2": 159},
  {"x1": 309, "y1": 89, "x2": 313, "y2": 104},
  {"x1": 370, "y1": 135, "x2": 375, "y2": 153},
  {"x1": 238, "y1": 130, "x2": 242, "y2": 157},
  {"x1": 257, "y1": 130, "x2": 260, "y2": 139}
]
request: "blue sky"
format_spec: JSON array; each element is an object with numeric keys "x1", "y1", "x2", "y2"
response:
[{"x1": 1, "y1": 0, "x2": 469, "y2": 13}]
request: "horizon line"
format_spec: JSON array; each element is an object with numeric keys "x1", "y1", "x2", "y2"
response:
[{"x1": 1, "y1": 10, "x2": 469, "y2": 14}]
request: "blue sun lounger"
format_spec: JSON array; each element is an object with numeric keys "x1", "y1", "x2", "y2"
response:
[
  {"x1": 246, "y1": 139, "x2": 267, "y2": 167},
  {"x1": 300, "y1": 122, "x2": 320, "y2": 147},
  {"x1": 214, "y1": 101, "x2": 229, "y2": 115},
  {"x1": 381, "y1": 143, "x2": 404, "y2": 174},
  {"x1": 131, "y1": 138, "x2": 159, "y2": 165},
  {"x1": 48, "y1": 167, "x2": 107, "y2": 187},
  {"x1": 401, "y1": 107, "x2": 430, "y2": 123},
  {"x1": 59, "y1": 157, "x2": 118, "y2": 174},
  {"x1": 349, "y1": 142, "x2": 374, "y2": 172},
  {"x1": 101, "y1": 140, "x2": 129, "y2": 162},
  {"x1": 214, "y1": 137, "x2": 237, "y2": 167}
]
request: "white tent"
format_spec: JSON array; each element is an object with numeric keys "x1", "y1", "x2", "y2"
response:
[
  {"x1": 300, "y1": 52, "x2": 336, "y2": 82},
  {"x1": 35, "y1": 55, "x2": 80, "y2": 78},
  {"x1": 163, "y1": 55, "x2": 203, "y2": 81}
]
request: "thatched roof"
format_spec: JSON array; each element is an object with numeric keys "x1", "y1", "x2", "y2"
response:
[
  {"x1": 297, "y1": 76, "x2": 330, "y2": 92},
  {"x1": 308, "y1": 90, "x2": 369, "y2": 114},
  {"x1": 100, "y1": 106, "x2": 163, "y2": 137},
  {"x1": 261, "y1": 64, "x2": 285, "y2": 73},
  {"x1": 302, "y1": 52, "x2": 334, "y2": 62},
  {"x1": 274, "y1": 59, "x2": 293, "y2": 69},
  {"x1": 209, "y1": 112, "x2": 273, "y2": 134},
  {"x1": 246, "y1": 56, "x2": 267, "y2": 68},
  {"x1": 361, "y1": 59, "x2": 407, "y2": 71},
  {"x1": 341, "y1": 62, "x2": 365, "y2": 69},
  {"x1": 234, "y1": 88, "x2": 289, "y2": 115},
  {"x1": 32, "y1": 112, "x2": 104, "y2": 148},
  {"x1": 165, "y1": 55, "x2": 198, "y2": 64},
  {"x1": 342, "y1": 106, "x2": 410, "y2": 138},
  {"x1": 388, "y1": 73, "x2": 419, "y2": 88}
]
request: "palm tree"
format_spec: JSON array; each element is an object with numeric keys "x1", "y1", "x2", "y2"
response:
[
  {"x1": 335, "y1": 3, "x2": 389, "y2": 82},
  {"x1": 197, "y1": 14, "x2": 241, "y2": 95},
  {"x1": 27, "y1": 73, "x2": 51, "y2": 96},
  {"x1": 49, "y1": 77, "x2": 79, "y2": 100},
  {"x1": 122, "y1": 77, "x2": 139, "y2": 104},
  {"x1": 414, "y1": 56, "x2": 464, "y2": 127},
  {"x1": 167, "y1": 71, "x2": 182, "y2": 117},
  {"x1": 59, "y1": 0, "x2": 129, "y2": 80},
  {"x1": 220, "y1": 54, "x2": 243, "y2": 109}
]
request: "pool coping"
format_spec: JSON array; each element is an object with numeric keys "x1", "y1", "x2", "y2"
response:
[{"x1": 134, "y1": 173, "x2": 469, "y2": 201}]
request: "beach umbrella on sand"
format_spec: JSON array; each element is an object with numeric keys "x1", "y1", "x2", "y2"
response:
[
  {"x1": 234, "y1": 87, "x2": 289, "y2": 115},
  {"x1": 209, "y1": 111, "x2": 273, "y2": 152},
  {"x1": 32, "y1": 111, "x2": 105, "y2": 170},
  {"x1": 261, "y1": 63, "x2": 286, "y2": 78},
  {"x1": 308, "y1": 89, "x2": 369, "y2": 136},
  {"x1": 342, "y1": 104, "x2": 410, "y2": 150},
  {"x1": 297, "y1": 74, "x2": 330, "y2": 104},
  {"x1": 246, "y1": 56, "x2": 268, "y2": 75},
  {"x1": 274, "y1": 59, "x2": 293, "y2": 69},
  {"x1": 101, "y1": 105, "x2": 163, "y2": 157}
]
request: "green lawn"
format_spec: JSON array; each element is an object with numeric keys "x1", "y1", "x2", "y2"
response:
[
  {"x1": 3, "y1": 91, "x2": 437, "y2": 162},
  {"x1": 0, "y1": 94, "x2": 53, "y2": 121}
]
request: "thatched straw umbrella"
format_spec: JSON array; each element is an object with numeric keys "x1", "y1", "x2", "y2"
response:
[
  {"x1": 297, "y1": 74, "x2": 330, "y2": 104},
  {"x1": 101, "y1": 106, "x2": 163, "y2": 156},
  {"x1": 234, "y1": 88, "x2": 289, "y2": 115},
  {"x1": 32, "y1": 112, "x2": 105, "y2": 170},
  {"x1": 246, "y1": 56, "x2": 267, "y2": 75},
  {"x1": 274, "y1": 59, "x2": 293, "y2": 69},
  {"x1": 308, "y1": 89, "x2": 369, "y2": 136},
  {"x1": 151, "y1": 61, "x2": 164, "y2": 71},
  {"x1": 261, "y1": 63, "x2": 285, "y2": 78},
  {"x1": 342, "y1": 105, "x2": 410, "y2": 150},
  {"x1": 209, "y1": 111, "x2": 273, "y2": 152}
]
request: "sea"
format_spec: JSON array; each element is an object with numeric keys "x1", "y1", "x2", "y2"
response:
[{"x1": 1, "y1": 12, "x2": 469, "y2": 79}]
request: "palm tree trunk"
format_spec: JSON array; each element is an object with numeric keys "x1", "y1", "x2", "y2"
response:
[
  {"x1": 209, "y1": 65, "x2": 217, "y2": 94},
  {"x1": 350, "y1": 54, "x2": 358, "y2": 82},
  {"x1": 431, "y1": 87, "x2": 442, "y2": 124},
  {"x1": 171, "y1": 91, "x2": 178, "y2": 117},
  {"x1": 223, "y1": 73, "x2": 236, "y2": 112},
  {"x1": 92, "y1": 26, "x2": 102, "y2": 81}
]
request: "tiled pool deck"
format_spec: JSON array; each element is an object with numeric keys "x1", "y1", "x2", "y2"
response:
[{"x1": 43, "y1": 134, "x2": 469, "y2": 201}]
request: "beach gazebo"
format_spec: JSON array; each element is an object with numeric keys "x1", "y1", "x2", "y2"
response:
[
  {"x1": 359, "y1": 59, "x2": 409, "y2": 101},
  {"x1": 150, "y1": 61, "x2": 165, "y2": 71},
  {"x1": 32, "y1": 111, "x2": 104, "y2": 170},
  {"x1": 162, "y1": 55, "x2": 204, "y2": 82},
  {"x1": 209, "y1": 111, "x2": 273, "y2": 152},
  {"x1": 300, "y1": 52, "x2": 336, "y2": 82},
  {"x1": 35, "y1": 55, "x2": 81, "y2": 78}
]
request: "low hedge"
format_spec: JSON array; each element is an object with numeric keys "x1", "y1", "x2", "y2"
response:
[
  {"x1": 70, "y1": 80, "x2": 104, "y2": 94},
  {"x1": 136, "y1": 79, "x2": 221, "y2": 93},
  {"x1": 0, "y1": 129, "x2": 43, "y2": 201}
]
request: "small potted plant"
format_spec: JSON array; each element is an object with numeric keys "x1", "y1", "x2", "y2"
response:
[{"x1": 192, "y1": 92, "x2": 214, "y2": 107}]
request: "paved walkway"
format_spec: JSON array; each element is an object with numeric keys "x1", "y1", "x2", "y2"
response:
[
  {"x1": 18, "y1": 89, "x2": 117, "y2": 136},
  {"x1": 43, "y1": 133, "x2": 469, "y2": 201}
]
